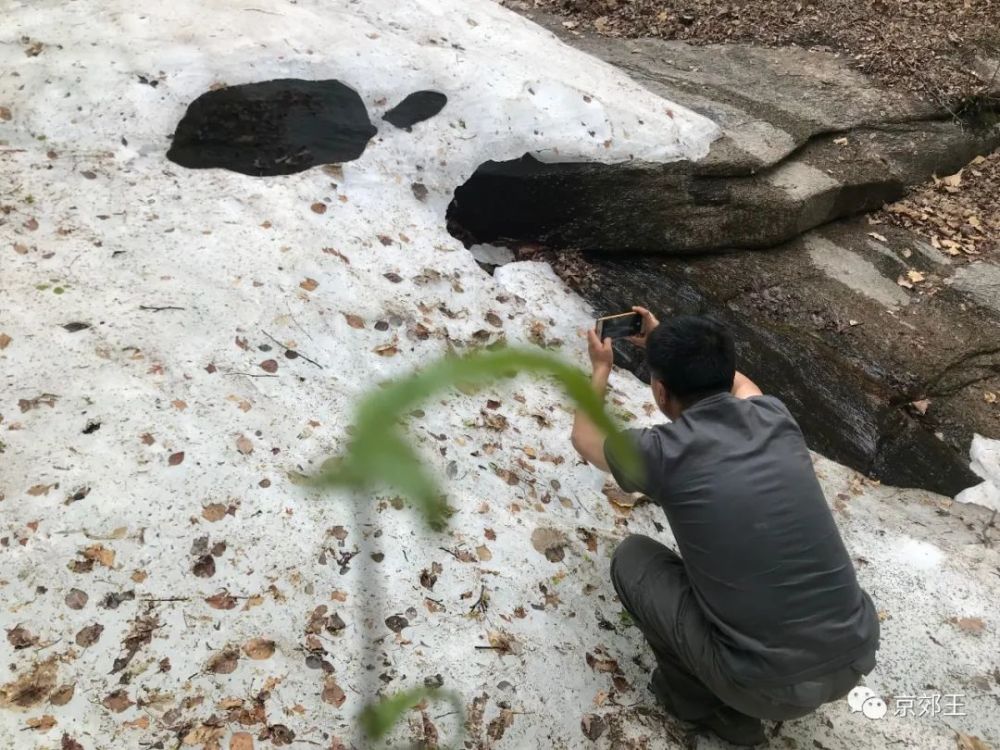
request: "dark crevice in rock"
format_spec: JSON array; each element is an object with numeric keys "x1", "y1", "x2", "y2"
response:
[
  {"x1": 167, "y1": 79, "x2": 377, "y2": 176},
  {"x1": 542, "y1": 249, "x2": 984, "y2": 496},
  {"x1": 167, "y1": 80, "x2": 450, "y2": 176},
  {"x1": 382, "y1": 91, "x2": 448, "y2": 130},
  {"x1": 446, "y1": 107, "x2": 1000, "y2": 255}
]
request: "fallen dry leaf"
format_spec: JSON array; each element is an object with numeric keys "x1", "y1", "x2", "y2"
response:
[
  {"x1": 530, "y1": 527, "x2": 567, "y2": 562},
  {"x1": 193, "y1": 554, "x2": 216, "y2": 578},
  {"x1": 83, "y1": 544, "x2": 115, "y2": 568},
  {"x1": 171, "y1": 399, "x2": 187, "y2": 410},
  {"x1": 0, "y1": 658, "x2": 58, "y2": 708},
  {"x1": 310, "y1": 202, "x2": 327, "y2": 215},
  {"x1": 581, "y1": 714, "x2": 607, "y2": 741},
  {"x1": 49, "y1": 684, "x2": 75, "y2": 706},
  {"x1": 6, "y1": 625, "x2": 39, "y2": 650},
  {"x1": 183, "y1": 723, "x2": 226, "y2": 748},
  {"x1": 300, "y1": 277, "x2": 319, "y2": 291},
  {"x1": 868, "y1": 232, "x2": 887, "y2": 242},
  {"x1": 102, "y1": 689, "x2": 133, "y2": 713},
  {"x1": 476, "y1": 544, "x2": 493, "y2": 561},
  {"x1": 343, "y1": 313, "x2": 365, "y2": 329},
  {"x1": 907, "y1": 269, "x2": 926, "y2": 284},
  {"x1": 242, "y1": 638, "x2": 275, "y2": 660},
  {"x1": 950, "y1": 616, "x2": 986, "y2": 635},
  {"x1": 27, "y1": 483, "x2": 55, "y2": 496},
  {"x1": 385, "y1": 614, "x2": 409, "y2": 633},
  {"x1": 321, "y1": 676, "x2": 346, "y2": 707},
  {"x1": 939, "y1": 169, "x2": 963, "y2": 188},
  {"x1": 236, "y1": 435, "x2": 254, "y2": 455},
  {"x1": 230, "y1": 732, "x2": 255, "y2": 750},
  {"x1": 75, "y1": 623, "x2": 104, "y2": 647},
  {"x1": 168, "y1": 451, "x2": 185, "y2": 466},
  {"x1": 956, "y1": 732, "x2": 991, "y2": 750},
  {"x1": 123, "y1": 715, "x2": 150, "y2": 730},
  {"x1": 207, "y1": 647, "x2": 240, "y2": 674},
  {"x1": 911, "y1": 399, "x2": 932, "y2": 415},
  {"x1": 260, "y1": 359, "x2": 278, "y2": 373},
  {"x1": 487, "y1": 708, "x2": 515, "y2": 741},
  {"x1": 0, "y1": 333, "x2": 12, "y2": 349},
  {"x1": 26, "y1": 714, "x2": 57, "y2": 731},
  {"x1": 897, "y1": 275, "x2": 914, "y2": 290},
  {"x1": 205, "y1": 590, "x2": 238, "y2": 610},
  {"x1": 202, "y1": 503, "x2": 228, "y2": 522},
  {"x1": 585, "y1": 651, "x2": 620, "y2": 674},
  {"x1": 65, "y1": 589, "x2": 88, "y2": 610}
]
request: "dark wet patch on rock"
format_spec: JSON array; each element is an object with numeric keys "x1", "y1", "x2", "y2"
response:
[
  {"x1": 168, "y1": 79, "x2": 377, "y2": 176},
  {"x1": 382, "y1": 91, "x2": 447, "y2": 130}
]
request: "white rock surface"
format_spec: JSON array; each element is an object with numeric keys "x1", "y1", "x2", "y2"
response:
[{"x1": 1, "y1": 2, "x2": 998, "y2": 749}]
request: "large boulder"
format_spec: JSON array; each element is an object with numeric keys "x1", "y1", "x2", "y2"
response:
[
  {"x1": 449, "y1": 30, "x2": 1000, "y2": 253},
  {"x1": 537, "y1": 215, "x2": 1000, "y2": 496}
]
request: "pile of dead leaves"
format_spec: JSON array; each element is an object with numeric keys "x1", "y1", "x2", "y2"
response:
[
  {"x1": 513, "y1": 0, "x2": 1000, "y2": 106},
  {"x1": 877, "y1": 152, "x2": 1000, "y2": 259}
]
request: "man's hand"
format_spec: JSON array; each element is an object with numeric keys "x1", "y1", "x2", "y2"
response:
[
  {"x1": 626, "y1": 306, "x2": 659, "y2": 348},
  {"x1": 573, "y1": 329, "x2": 614, "y2": 472},
  {"x1": 587, "y1": 329, "x2": 614, "y2": 373}
]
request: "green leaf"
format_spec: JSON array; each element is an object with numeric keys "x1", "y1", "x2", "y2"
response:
[{"x1": 314, "y1": 346, "x2": 640, "y2": 525}]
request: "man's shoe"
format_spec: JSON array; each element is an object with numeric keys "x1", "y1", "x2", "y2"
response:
[{"x1": 699, "y1": 706, "x2": 766, "y2": 747}]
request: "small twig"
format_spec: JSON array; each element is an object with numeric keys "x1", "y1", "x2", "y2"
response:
[
  {"x1": 438, "y1": 546, "x2": 462, "y2": 560},
  {"x1": 139, "y1": 305, "x2": 185, "y2": 312},
  {"x1": 474, "y1": 645, "x2": 503, "y2": 650},
  {"x1": 225, "y1": 371, "x2": 279, "y2": 378},
  {"x1": 469, "y1": 584, "x2": 488, "y2": 614},
  {"x1": 262, "y1": 330, "x2": 323, "y2": 368},
  {"x1": 139, "y1": 596, "x2": 189, "y2": 602}
]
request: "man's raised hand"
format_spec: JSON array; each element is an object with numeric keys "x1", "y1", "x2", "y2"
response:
[
  {"x1": 586, "y1": 328, "x2": 614, "y2": 373},
  {"x1": 626, "y1": 306, "x2": 660, "y2": 348}
]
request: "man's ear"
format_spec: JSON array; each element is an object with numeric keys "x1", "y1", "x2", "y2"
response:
[{"x1": 651, "y1": 378, "x2": 668, "y2": 411}]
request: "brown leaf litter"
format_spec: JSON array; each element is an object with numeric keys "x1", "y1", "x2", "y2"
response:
[
  {"x1": 521, "y1": 0, "x2": 1000, "y2": 105},
  {"x1": 879, "y1": 152, "x2": 1000, "y2": 259}
]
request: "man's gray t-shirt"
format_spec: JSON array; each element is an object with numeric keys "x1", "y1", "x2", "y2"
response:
[{"x1": 605, "y1": 392, "x2": 878, "y2": 687}]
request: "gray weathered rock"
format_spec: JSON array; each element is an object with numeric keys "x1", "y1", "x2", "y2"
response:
[
  {"x1": 538, "y1": 217, "x2": 1000, "y2": 496},
  {"x1": 449, "y1": 28, "x2": 1000, "y2": 254}
]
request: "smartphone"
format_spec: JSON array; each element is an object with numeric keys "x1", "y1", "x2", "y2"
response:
[{"x1": 595, "y1": 312, "x2": 642, "y2": 340}]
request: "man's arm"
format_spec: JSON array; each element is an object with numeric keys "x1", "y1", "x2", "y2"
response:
[
  {"x1": 570, "y1": 329, "x2": 613, "y2": 472},
  {"x1": 732, "y1": 371, "x2": 763, "y2": 399}
]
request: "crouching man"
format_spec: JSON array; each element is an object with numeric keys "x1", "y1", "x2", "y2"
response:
[{"x1": 570, "y1": 309, "x2": 879, "y2": 746}]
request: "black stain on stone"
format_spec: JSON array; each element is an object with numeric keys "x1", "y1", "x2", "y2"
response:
[
  {"x1": 167, "y1": 79, "x2": 377, "y2": 176},
  {"x1": 382, "y1": 90, "x2": 448, "y2": 130}
]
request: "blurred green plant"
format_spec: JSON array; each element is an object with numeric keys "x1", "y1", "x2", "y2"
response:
[
  {"x1": 360, "y1": 686, "x2": 464, "y2": 744},
  {"x1": 313, "y1": 346, "x2": 640, "y2": 745},
  {"x1": 312, "y1": 346, "x2": 639, "y2": 528}
]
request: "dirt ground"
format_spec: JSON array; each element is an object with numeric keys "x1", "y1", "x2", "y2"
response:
[{"x1": 511, "y1": 0, "x2": 1000, "y2": 107}]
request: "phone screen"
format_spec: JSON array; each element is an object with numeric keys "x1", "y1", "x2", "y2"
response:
[{"x1": 596, "y1": 312, "x2": 642, "y2": 339}]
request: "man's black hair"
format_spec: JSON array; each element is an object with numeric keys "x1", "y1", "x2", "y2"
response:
[{"x1": 646, "y1": 315, "x2": 736, "y2": 404}]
